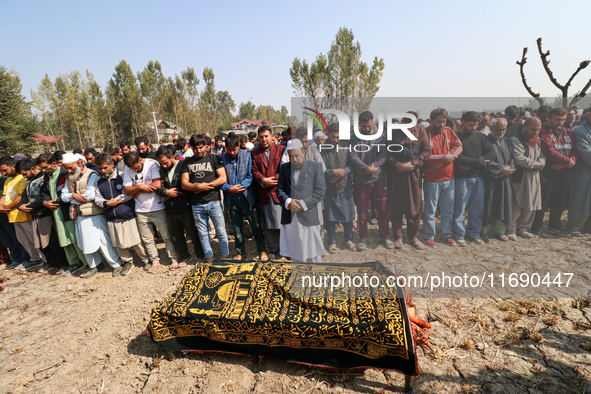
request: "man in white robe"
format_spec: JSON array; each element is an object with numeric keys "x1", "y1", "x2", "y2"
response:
[
  {"x1": 60, "y1": 153, "x2": 122, "y2": 278},
  {"x1": 277, "y1": 140, "x2": 326, "y2": 262}
]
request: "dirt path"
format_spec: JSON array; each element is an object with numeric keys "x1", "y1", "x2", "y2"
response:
[{"x1": 1, "y1": 229, "x2": 591, "y2": 393}]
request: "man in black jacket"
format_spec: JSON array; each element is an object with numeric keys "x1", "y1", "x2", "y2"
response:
[
  {"x1": 452, "y1": 111, "x2": 497, "y2": 246},
  {"x1": 18, "y1": 159, "x2": 66, "y2": 273},
  {"x1": 156, "y1": 145, "x2": 205, "y2": 266}
]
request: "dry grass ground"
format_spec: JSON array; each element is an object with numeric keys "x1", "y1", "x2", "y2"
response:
[{"x1": 1, "y1": 219, "x2": 591, "y2": 393}]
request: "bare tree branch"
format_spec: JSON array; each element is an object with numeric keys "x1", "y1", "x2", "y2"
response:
[
  {"x1": 536, "y1": 38, "x2": 565, "y2": 91},
  {"x1": 570, "y1": 78, "x2": 591, "y2": 106},
  {"x1": 565, "y1": 60, "x2": 590, "y2": 90},
  {"x1": 516, "y1": 47, "x2": 544, "y2": 106}
]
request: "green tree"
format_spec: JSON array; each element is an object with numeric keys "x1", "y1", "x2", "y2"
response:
[
  {"x1": 106, "y1": 60, "x2": 146, "y2": 142},
  {"x1": 238, "y1": 100, "x2": 256, "y2": 120},
  {"x1": 0, "y1": 66, "x2": 37, "y2": 154},
  {"x1": 290, "y1": 27, "x2": 385, "y2": 117}
]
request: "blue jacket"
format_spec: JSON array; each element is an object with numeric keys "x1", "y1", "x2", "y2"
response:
[
  {"x1": 221, "y1": 149, "x2": 256, "y2": 210},
  {"x1": 95, "y1": 169, "x2": 135, "y2": 223}
]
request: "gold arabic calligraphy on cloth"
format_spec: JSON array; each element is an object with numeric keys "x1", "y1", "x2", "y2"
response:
[{"x1": 149, "y1": 262, "x2": 410, "y2": 360}]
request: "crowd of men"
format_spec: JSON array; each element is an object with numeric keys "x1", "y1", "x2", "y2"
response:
[{"x1": 0, "y1": 103, "x2": 590, "y2": 280}]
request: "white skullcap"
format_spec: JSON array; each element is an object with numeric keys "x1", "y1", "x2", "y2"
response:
[
  {"x1": 287, "y1": 139, "x2": 303, "y2": 151},
  {"x1": 62, "y1": 153, "x2": 78, "y2": 164},
  {"x1": 245, "y1": 142, "x2": 254, "y2": 151},
  {"x1": 75, "y1": 154, "x2": 86, "y2": 163},
  {"x1": 313, "y1": 131, "x2": 326, "y2": 140}
]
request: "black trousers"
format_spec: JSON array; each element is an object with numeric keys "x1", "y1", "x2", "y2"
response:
[
  {"x1": 43, "y1": 225, "x2": 67, "y2": 267},
  {"x1": 532, "y1": 171, "x2": 569, "y2": 231},
  {"x1": 167, "y1": 210, "x2": 205, "y2": 260}
]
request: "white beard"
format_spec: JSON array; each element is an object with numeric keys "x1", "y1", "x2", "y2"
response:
[{"x1": 68, "y1": 166, "x2": 81, "y2": 183}]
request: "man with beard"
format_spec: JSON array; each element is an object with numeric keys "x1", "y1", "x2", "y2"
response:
[
  {"x1": 94, "y1": 153, "x2": 148, "y2": 276},
  {"x1": 277, "y1": 139, "x2": 326, "y2": 262},
  {"x1": 565, "y1": 108, "x2": 577, "y2": 130},
  {"x1": 61, "y1": 153, "x2": 122, "y2": 278},
  {"x1": 17, "y1": 159, "x2": 67, "y2": 274},
  {"x1": 135, "y1": 136, "x2": 157, "y2": 159},
  {"x1": 156, "y1": 145, "x2": 205, "y2": 266},
  {"x1": 477, "y1": 112, "x2": 491, "y2": 135},
  {"x1": 566, "y1": 109, "x2": 591, "y2": 236},
  {"x1": 83, "y1": 148, "x2": 100, "y2": 172},
  {"x1": 221, "y1": 134, "x2": 268, "y2": 260},
  {"x1": 481, "y1": 118, "x2": 516, "y2": 242},
  {"x1": 422, "y1": 108, "x2": 463, "y2": 247},
  {"x1": 124, "y1": 151, "x2": 178, "y2": 273},
  {"x1": 181, "y1": 134, "x2": 229, "y2": 263},
  {"x1": 321, "y1": 123, "x2": 356, "y2": 253},
  {"x1": 386, "y1": 112, "x2": 431, "y2": 250},
  {"x1": 36, "y1": 153, "x2": 87, "y2": 275},
  {"x1": 120, "y1": 141, "x2": 132, "y2": 156},
  {"x1": 508, "y1": 117, "x2": 545, "y2": 238},
  {"x1": 251, "y1": 126, "x2": 288, "y2": 259},
  {"x1": 348, "y1": 111, "x2": 392, "y2": 251},
  {"x1": 531, "y1": 107, "x2": 579, "y2": 237},
  {"x1": 452, "y1": 111, "x2": 496, "y2": 246},
  {"x1": 0, "y1": 157, "x2": 31, "y2": 270}
]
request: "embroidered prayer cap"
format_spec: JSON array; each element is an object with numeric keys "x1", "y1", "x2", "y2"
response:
[
  {"x1": 61, "y1": 153, "x2": 79, "y2": 164},
  {"x1": 287, "y1": 139, "x2": 303, "y2": 151}
]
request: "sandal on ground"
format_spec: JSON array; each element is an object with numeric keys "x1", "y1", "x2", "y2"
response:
[
  {"x1": 259, "y1": 253, "x2": 268, "y2": 261},
  {"x1": 410, "y1": 239, "x2": 426, "y2": 250},
  {"x1": 356, "y1": 241, "x2": 367, "y2": 251},
  {"x1": 345, "y1": 241, "x2": 358, "y2": 252},
  {"x1": 382, "y1": 239, "x2": 395, "y2": 250},
  {"x1": 328, "y1": 244, "x2": 338, "y2": 254},
  {"x1": 394, "y1": 238, "x2": 403, "y2": 249},
  {"x1": 498, "y1": 234, "x2": 509, "y2": 242},
  {"x1": 233, "y1": 255, "x2": 243, "y2": 260}
]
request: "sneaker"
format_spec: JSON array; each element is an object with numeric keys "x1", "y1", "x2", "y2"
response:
[
  {"x1": 67, "y1": 261, "x2": 86, "y2": 276},
  {"x1": 568, "y1": 228, "x2": 583, "y2": 237},
  {"x1": 80, "y1": 267, "x2": 98, "y2": 278},
  {"x1": 14, "y1": 263, "x2": 26, "y2": 270},
  {"x1": 456, "y1": 239, "x2": 468, "y2": 247},
  {"x1": 548, "y1": 227, "x2": 571, "y2": 237},
  {"x1": 423, "y1": 239, "x2": 437, "y2": 248},
  {"x1": 55, "y1": 266, "x2": 68, "y2": 275},
  {"x1": 506, "y1": 233, "x2": 517, "y2": 241},
  {"x1": 467, "y1": 237, "x2": 484, "y2": 245},
  {"x1": 516, "y1": 229, "x2": 534, "y2": 238},
  {"x1": 112, "y1": 265, "x2": 123, "y2": 278},
  {"x1": 6, "y1": 261, "x2": 22, "y2": 270},
  {"x1": 443, "y1": 238, "x2": 457, "y2": 246},
  {"x1": 26, "y1": 262, "x2": 46, "y2": 272},
  {"x1": 121, "y1": 262, "x2": 133, "y2": 276}
]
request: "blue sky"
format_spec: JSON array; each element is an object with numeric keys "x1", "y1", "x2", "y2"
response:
[{"x1": 2, "y1": 0, "x2": 590, "y2": 113}]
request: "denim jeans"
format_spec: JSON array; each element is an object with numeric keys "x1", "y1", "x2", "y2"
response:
[
  {"x1": 453, "y1": 177, "x2": 485, "y2": 239},
  {"x1": 192, "y1": 200, "x2": 229, "y2": 258},
  {"x1": 423, "y1": 180, "x2": 455, "y2": 239}
]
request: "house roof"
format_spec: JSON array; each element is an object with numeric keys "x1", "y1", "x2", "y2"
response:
[
  {"x1": 35, "y1": 133, "x2": 62, "y2": 144},
  {"x1": 231, "y1": 119, "x2": 277, "y2": 128}
]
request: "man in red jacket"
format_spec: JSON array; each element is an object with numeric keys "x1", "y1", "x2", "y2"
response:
[
  {"x1": 531, "y1": 107, "x2": 579, "y2": 237},
  {"x1": 422, "y1": 108, "x2": 463, "y2": 247},
  {"x1": 251, "y1": 126, "x2": 287, "y2": 259}
]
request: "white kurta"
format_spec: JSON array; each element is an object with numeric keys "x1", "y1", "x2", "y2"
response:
[{"x1": 61, "y1": 171, "x2": 121, "y2": 268}]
